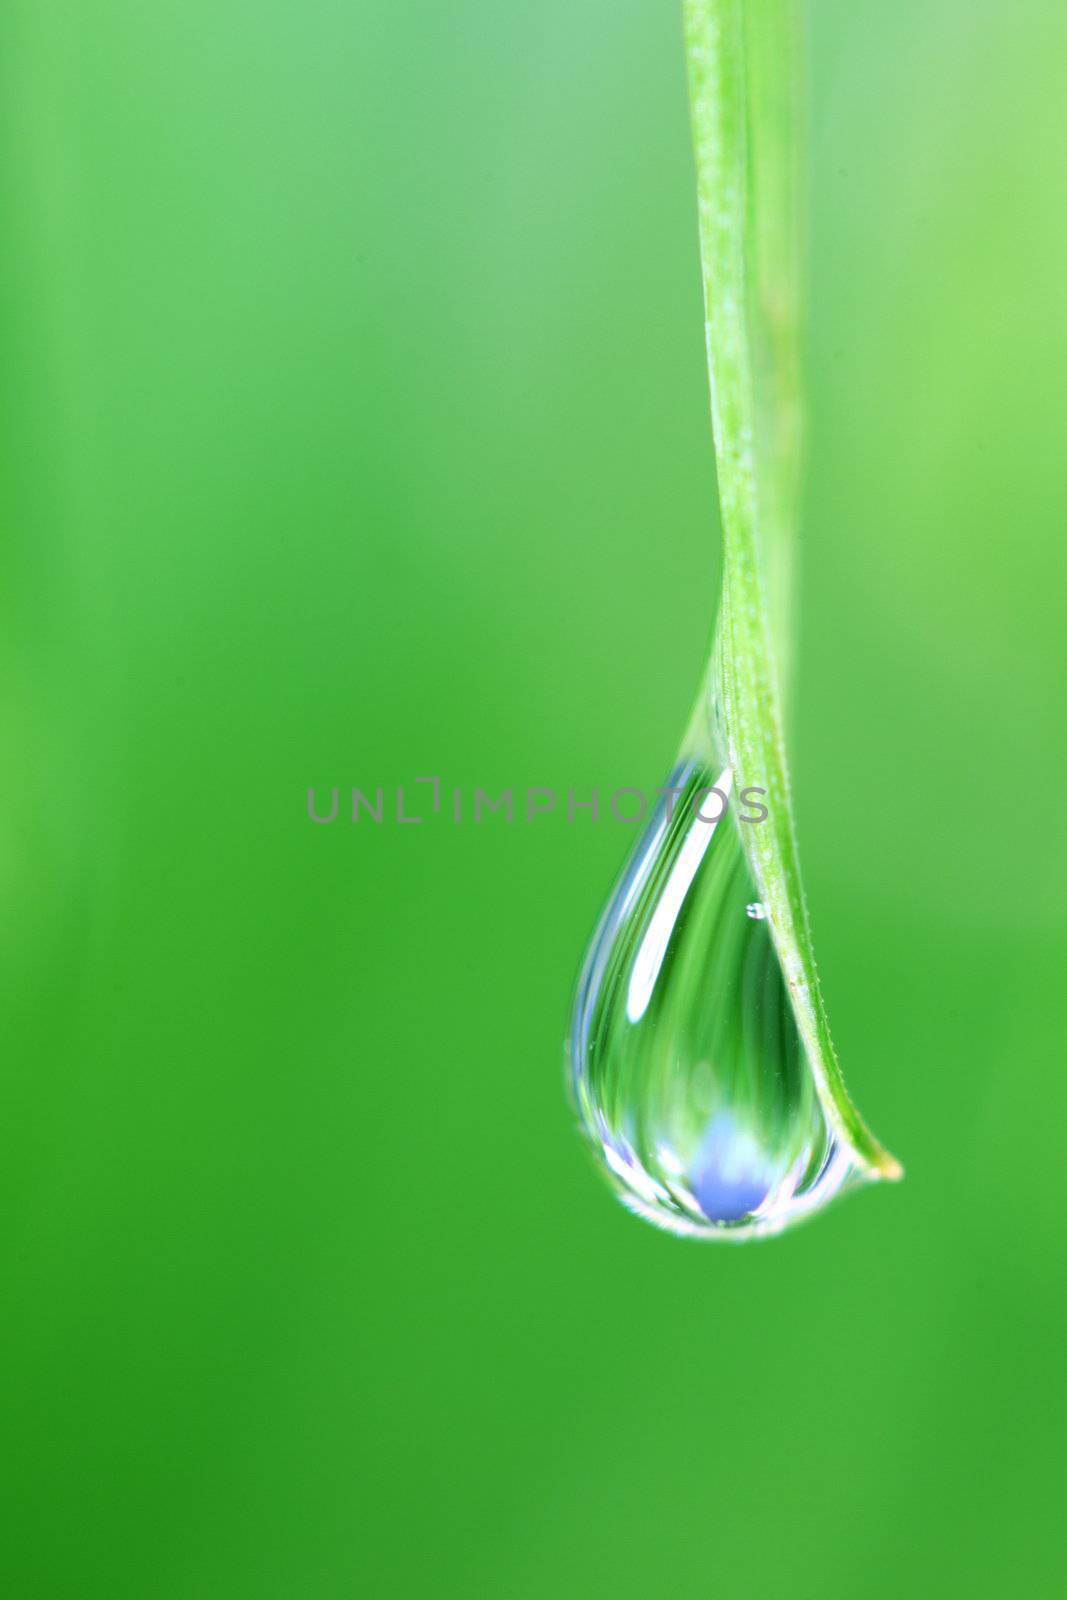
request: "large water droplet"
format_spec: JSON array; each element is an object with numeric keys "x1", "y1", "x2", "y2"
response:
[{"x1": 568, "y1": 758, "x2": 863, "y2": 1240}]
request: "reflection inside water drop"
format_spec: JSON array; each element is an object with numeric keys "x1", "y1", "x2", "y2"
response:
[{"x1": 568, "y1": 759, "x2": 863, "y2": 1239}]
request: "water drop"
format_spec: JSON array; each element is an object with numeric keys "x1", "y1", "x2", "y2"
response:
[{"x1": 567, "y1": 751, "x2": 864, "y2": 1240}]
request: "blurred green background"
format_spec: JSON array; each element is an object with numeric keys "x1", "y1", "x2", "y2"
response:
[{"x1": 3, "y1": 1, "x2": 1066, "y2": 1594}]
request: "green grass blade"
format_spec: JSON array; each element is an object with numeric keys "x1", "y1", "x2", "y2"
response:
[{"x1": 683, "y1": 0, "x2": 901, "y2": 1180}]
